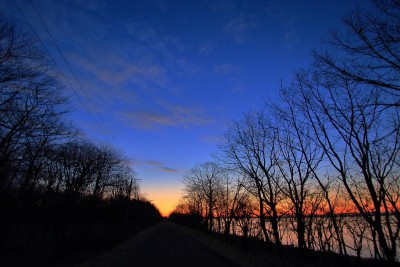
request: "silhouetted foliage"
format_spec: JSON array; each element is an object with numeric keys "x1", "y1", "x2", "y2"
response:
[
  {"x1": 181, "y1": 162, "x2": 226, "y2": 232},
  {"x1": 169, "y1": 211, "x2": 204, "y2": 230},
  {"x1": 0, "y1": 15, "x2": 162, "y2": 266}
]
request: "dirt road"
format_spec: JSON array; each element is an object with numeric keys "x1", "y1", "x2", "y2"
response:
[{"x1": 83, "y1": 220, "x2": 238, "y2": 267}]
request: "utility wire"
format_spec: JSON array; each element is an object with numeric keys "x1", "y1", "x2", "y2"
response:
[
  {"x1": 27, "y1": 0, "x2": 119, "y2": 147},
  {"x1": 13, "y1": 0, "x2": 119, "y2": 147}
]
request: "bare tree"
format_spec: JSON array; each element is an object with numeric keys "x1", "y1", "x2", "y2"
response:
[
  {"x1": 214, "y1": 172, "x2": 249, "y2": 238},
  {"x1": 182, "y1": 162, "x2": 225, "y2": 232},
  {"x1": 271, "y1": 88, "x2": 323, "y2": 250},
  {"x1": 313, "y1": 0, "x2": 400, "y2": 105},
  {"x1": 218, "y1": 112, "x2": 283, "y2": 245},
  {"x1": 285, "y1": 2, "x2": 400, "y2": 256},
  {"x1": 314, "y1": 177, "x2": 348, "y2": 255},
  {"x1": 90, "y1": 145, "x2": 126, "y2": 199},
  {"x1": 108, "y1": 164, "x2": 139, "y2": 200},
  {"x1": 233, "y1": 189, "x2": 257, "y2": 238},
  {"x1": 0, "y1": 15, "x2": 70, "y2": 193},
  {"x1": 297, "y1": 69, "x2": 400, "y2": 262}
]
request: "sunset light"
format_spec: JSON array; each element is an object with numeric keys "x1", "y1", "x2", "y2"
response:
[
  {"x1": 1, "y1": 0, "x2": 362, "y2": 216},
  {"x1": 2, "y1": 0, "x2": 399, "y2": 266}
]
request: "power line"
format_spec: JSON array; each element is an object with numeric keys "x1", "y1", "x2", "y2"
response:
[
  {"x1": 12, "y1": 1, "x2": 88, "y2": 117},
  {"x1": 13, "y1": 0, "x2": 119, "y2": 147},
  {"x1": 27, "y1": 0, "x2": 119, "y2": 147}
]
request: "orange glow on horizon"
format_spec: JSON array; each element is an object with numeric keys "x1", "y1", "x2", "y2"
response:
[
  {"x1": 143, "y1": 186, "x2": 182, "y2": 217},
  {"x1": 144, "y1": 183, "x2": 400, "y2": 218}
]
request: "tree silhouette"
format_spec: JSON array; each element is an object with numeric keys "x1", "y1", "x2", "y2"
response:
[
  {"x1": 313, "y1": 0, "x2": 400, "y2": 106},
  {"x1": 0, "y1": 15, "x2": 161, "y2": 266}
]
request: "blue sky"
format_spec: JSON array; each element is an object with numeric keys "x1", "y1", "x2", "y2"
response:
[{"x1": 3, "y1": 0, "x2": 364, "y2": 215}]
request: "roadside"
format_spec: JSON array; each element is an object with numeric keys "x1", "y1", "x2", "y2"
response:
[
  {"x1": 176, "y1": 225, "x2": 303, "y2": 267},
  {"x1": 80, "y1": 220, "x2": 238, "y2": 267},
  {"x1": 176, "y1": 224, "x2": 256, "y2": 267},
  {"x1": 79, "y1": 219, "x2": 398, "y2": 267},
  {"x1": 177, "y1": 225, "x2": 399, "y2": 267}
]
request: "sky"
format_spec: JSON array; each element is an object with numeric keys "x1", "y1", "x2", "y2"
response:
[{"x1": 3, "y1": 0, "x2": 365, "y2": 216}]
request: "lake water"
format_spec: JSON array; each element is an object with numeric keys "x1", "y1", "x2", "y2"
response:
[{"x1": 212, "y1": 215, "x2": 399, "y2": 261}]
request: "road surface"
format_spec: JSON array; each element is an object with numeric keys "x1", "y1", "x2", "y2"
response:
[{"x1": 83, "y1": 220, "x2": 238, "y2": 267}]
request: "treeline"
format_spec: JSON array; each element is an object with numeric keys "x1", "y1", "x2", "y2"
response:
[
  {"x1": 0, "y1": 15, "x2": 161, "y2": 266},
  {"x1": 171, "y1": 1, "x2": 399, "y2": 264}
]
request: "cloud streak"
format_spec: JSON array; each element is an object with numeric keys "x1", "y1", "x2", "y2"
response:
[
  {"x1": 131, "y1": 159, "x2": 181, "y2": 173},
  {"x1": 213, "y1": 63, "x2": 240, "y2": 75},
  {"x1": 24, "y1": 0, "x2": 216, "y2": 135},
  {"x1": 121, "y1": 103, "x2": 213, "y2": 130},
  {"x1": 224, "y1": 17, "x2": 257, "y2": 44},
  {"x1": 265, "y1": 2, "x2": 301, "y2": 51}
]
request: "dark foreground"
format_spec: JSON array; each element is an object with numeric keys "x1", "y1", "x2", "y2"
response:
[{"x1": 83, "y1": 220, "x2": 237, "y2": 267}]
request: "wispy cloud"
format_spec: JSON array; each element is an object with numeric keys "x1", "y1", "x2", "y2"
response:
[
  {"x1": 199, "y1": 42, "x2": 215, "y2": 55},
  {"x1": 99, "y1": 63, "x2": 169, "y2": 88},
  {"x1": 175, "y1": 59, "x2": 202, "y2": 76},
  {"x1": 124, "y1": 21, "x2": 185, "y2": 55},
  {"x1": 13, "y1": 0, "x2": 220, "y2": 139},
  {"x1": 75, "y1": 0, "x2": 105, "y2": 11},
  {"x1": 131, "y1": 159, "x2": 181, "y2": 173},
  {"x1": 120, "y1": 103, "x2": 213, "y2": 130},
  {"x1": 201, "y1": 0, "x2": 237, "y2": 13},
  {"x1": 199, "y1": 134, "x2": 223, "y2": 144},
  {"x1": 224, "y1": 17, "x2": 257, "y2": 44},
  {"x1": 265, "y1": 2, "x2": 301, "y2": 51},
  {"x1": 123, "y1": 111, "x2": 176, "y2": 129},
  {"x1": 284, "y1": 29, "x2": 299, "y2": 51},
  {"x1": 160, "y1": 166, "x2": 180, "y2": 173},
  {"x1": 213, "y1": 63, "x2": 240, "y2": 75},
  {"x1": 26, "y1": 1, "x2": 213, "y2": 136},
  {"x1": 231, "y1": 85, "x2": 246, "y2": 94}
]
